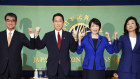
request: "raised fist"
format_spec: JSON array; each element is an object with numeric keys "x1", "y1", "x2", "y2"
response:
[
  {"x1": 114, "y1": 32, "x2": 118, "y2": 40},
  {"x1": 28, "y1": 28, "x2": 34, "y2": 34},
  {"x1": 113, "y1": 73, "x2": 118, "y2": 78},
  {"x1": 35, "y1": 27, "x2": 41, "y2": 35},
  {"x1": 105, "y1": 32, "x2": 111, "y2": 41},
  {"x1": 105, "y1": 32, "x2": 110, "y2": 39},
  {"x1": 79, "y1": 33, "x2": 85, "y2": 41},
  {"x1": 72, "y1": 29, "x2": 78, "y2": 40}
]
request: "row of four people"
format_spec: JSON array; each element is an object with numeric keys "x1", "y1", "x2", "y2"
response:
[{"x1": 0, "y1": 12, "x2": 140, "y2": 79}]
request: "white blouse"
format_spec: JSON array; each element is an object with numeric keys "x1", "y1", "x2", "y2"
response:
[{"x1": 129, "y1": 37, "x2": 136, "y2": 50}]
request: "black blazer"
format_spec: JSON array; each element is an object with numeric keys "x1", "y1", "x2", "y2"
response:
[
  {"x1": 35, "y1": 30, "x2": 77, "y2": 76},
  {"x1": 0, "y1": 30, "x2": 35, "y2": 74}
]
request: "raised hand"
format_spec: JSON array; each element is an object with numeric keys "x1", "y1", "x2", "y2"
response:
[
  {"x1": 72, "y1": 29, "x2": 78, "y2": 40},
  {"x1": 78, "y1": 32, "x2": 85, "y2": 45},
  {"x1": 80, "y1": 33, "x2": 85, "y2": 40},
  {"x1": 105, "y1": 32, "x2": 111, "y2": 41},
  {"x1": 113, "y1": 73, "x2": 118, "y2": 78},
  {"x1": 28, "y1": 28, "x2": 34, "y2": 34},
  {"x1": 114, "y1": 32, "x2": 118, "y2": 40},
  {"x1": 35, "y1": 27, "x2": 41, "y2": 35}
]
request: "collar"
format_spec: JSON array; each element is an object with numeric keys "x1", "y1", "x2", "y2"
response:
[
  {"x1": 55, "y1": 29, "x2": 62, "y2": 33},
  {"x1": 7, "y1": 29, "x2": 15, "y2": 34}
]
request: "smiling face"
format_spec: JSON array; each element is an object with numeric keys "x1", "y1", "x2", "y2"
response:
[
  {"x1": 5, "y1": 16, "x2": 17, "y2": 31},
  {"x1": 90, "y1": 22, "x2": 100, "y2": 34},
  {"x1": 53, "y1": 16, "x2": 64, "y2": 31},
  {"x1": 126, "y1": 19, "x2": 137, "y2": 33}
]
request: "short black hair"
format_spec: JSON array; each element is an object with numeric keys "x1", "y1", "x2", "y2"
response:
[
  {"x1": 124, "y1": 16, "x2": 139, "y2": 35},
  {"x1": 52, "y1": 13, "x2": 64, "y2": 22},
  {"x1": 5, "y1": 13, "x2": 17, "y2": 21},
  {"x1": 89, "y1": 18, "x2": 101, "y2": 30}
]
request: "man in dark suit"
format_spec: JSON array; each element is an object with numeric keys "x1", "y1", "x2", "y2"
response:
[
  {"x1": 35, "y1": 13, "x2": 78, "y2": 79},
  {"x1": 0, "y1": 13, "x2": 35, "y2": 79}
]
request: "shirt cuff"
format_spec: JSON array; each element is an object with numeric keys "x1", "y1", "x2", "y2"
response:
[
  {"x1": 29, "y1": 33, "x2": 35, "y2": 38},
  {"x1": 35, "y1": 34, "x2": 39, "y2": 39},
  {"x1": 74, "y1": 38, "x2": 78, "y2": 42}
]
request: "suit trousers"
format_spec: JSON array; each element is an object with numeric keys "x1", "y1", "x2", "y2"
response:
[
  {"x1": 0, "y1": 63, "x2": 21, "y2": 79},
  {"x1": 48, "y1": 64, "x2": 68, "y2": 79}
]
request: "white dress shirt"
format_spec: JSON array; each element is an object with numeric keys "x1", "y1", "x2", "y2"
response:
[
  {"x1": 7, "y1": 29, "x2": 15, "y2": 41},
  {"x1": 29, "y1": 33, "x2": 35, "y2": 38},
  {"x1": 7, "y1": 29, "x2": 34, "y2": 39},
  {"x1": 129, "y1": 37, "x2": 136, "y2": 50},
  {"x1": 55, "y1": 30, "x2": 62, "y2": 42}
]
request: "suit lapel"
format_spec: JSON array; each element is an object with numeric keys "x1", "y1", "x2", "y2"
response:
[
  {"x1": 3, "y1": 30, "x2": 8, "y2": 48},
  {"x1": 88, "y1": 33, "x2": 96, "y2": 55},
  {"x1": 88, "y1": 33, "x2": 102, "y2": 56},
  {"x1": 60, "y1": 30, "x2": 65, "y2": 51},
  {"x1": 132, "y1": 35, "x2": 139, "y2": 53},
  {"x1": 126, "y1": 34, "x2": 133, "y2": 52},
  {"x1": 8, "y1": 30, "x2": 17, "y2": 47},
  {"x1": 96, "y1": 34, "x2": 102, "y2": 49},
  {"x1": 52, "y1": 30, "x2": 60, "y2": 51}
]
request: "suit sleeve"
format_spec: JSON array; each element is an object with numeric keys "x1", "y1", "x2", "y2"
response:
[
  {"x1": 69, "y1": 33, "x2": 78, "y2": 52},
  {"x1": 76, "y1": 37, "x2": 85, "y2": 55},
  {"x1": 113, "y1": 36, "x2": 123, "y2": 53},
  {"x1": 35, "y1": 34, "x2": 47, "y2": 49},
  {"x1": 22, "y1": 34, "x2": 35, "y2": 49},
  {"x1": 104, "y1": 37, "x2": 114, "y2": 54}
]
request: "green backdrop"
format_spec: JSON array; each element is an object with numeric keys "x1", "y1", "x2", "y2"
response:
[{"x1": 0, "y1": 5, "x2": 140, "y2": 71}]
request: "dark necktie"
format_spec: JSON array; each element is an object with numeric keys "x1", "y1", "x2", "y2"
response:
[{"x1": 57, "y1": 32, "x2": 61, "y2": 64}]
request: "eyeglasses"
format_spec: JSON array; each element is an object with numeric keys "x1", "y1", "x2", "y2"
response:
[{"x1": 5, "y1": 19, "x2": 16, "y2": 22}]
